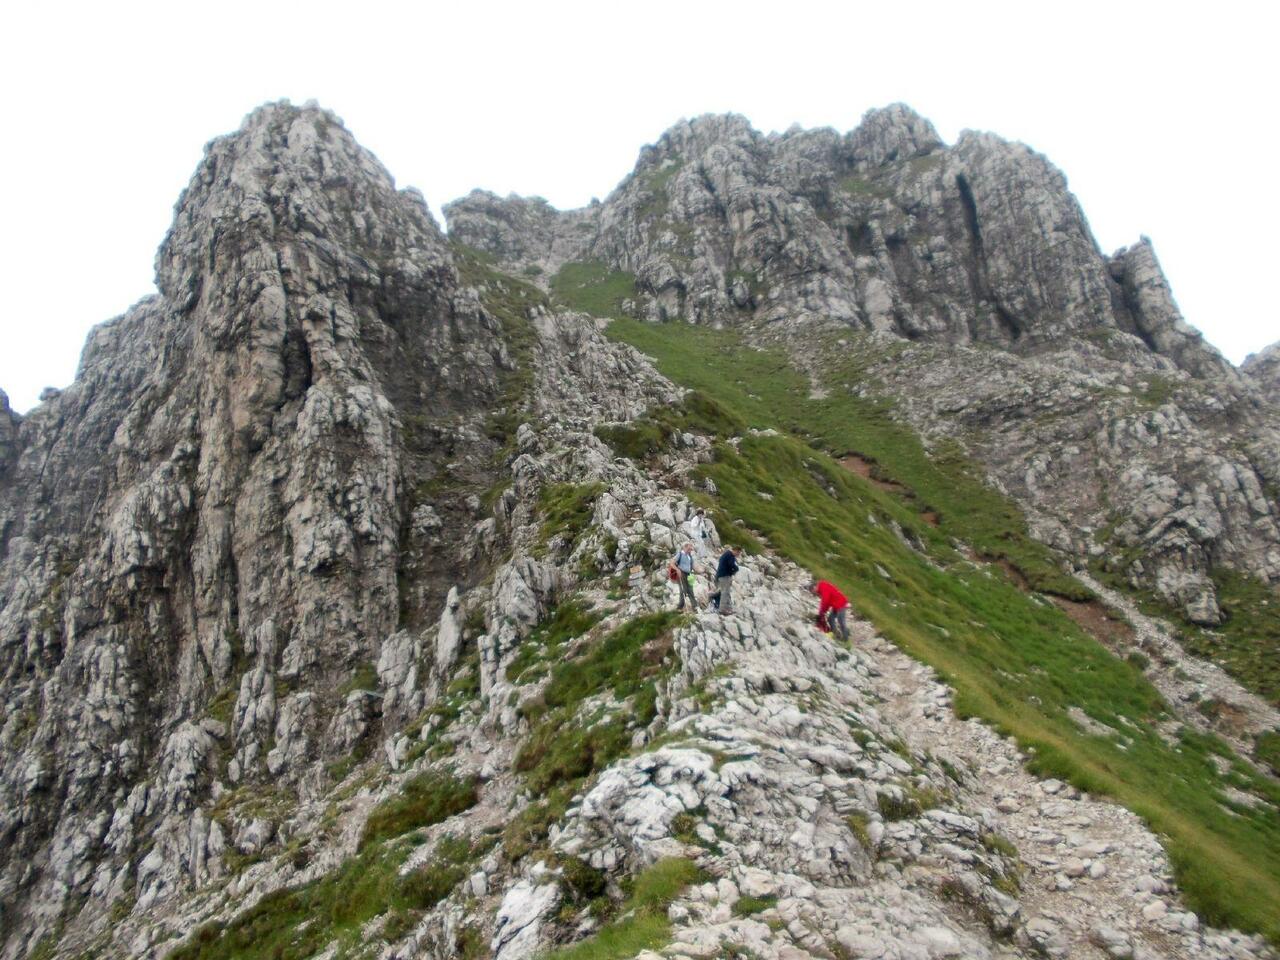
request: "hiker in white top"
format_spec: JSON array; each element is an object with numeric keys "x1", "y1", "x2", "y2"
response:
[{"x1": 687, "y1": 508, "x2": 713, "y2": 560}]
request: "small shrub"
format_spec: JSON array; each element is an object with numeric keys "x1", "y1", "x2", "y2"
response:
[
  {"x1": 560, "y1": 855, "x2": 608, "y2": 903},
  {"x1": 981, "y1": 831, "x2": 1018, "y2": 859},
  {"x1": 339, "y1": 661, "x2": 379, "y2": 696},
  {"x1": 877, "y1": 791, "x2": 920, "y2": 822},
  {"x1": 400, "y1": 862, "x2": 466, "y2": 910},
  {"x1": 541, "y1": 858, "x2": 703, "y2": 960},
  {"x1": 594, "y1": 421, "x2": 675, "y2": 461},
  {"x1": 503, "y1": 787, "x2": 573, "y2": 863}
]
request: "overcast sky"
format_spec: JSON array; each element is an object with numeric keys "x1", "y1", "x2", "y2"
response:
[{"x1": 1, "y1": 0, "x2": 1275, "y2": 412}]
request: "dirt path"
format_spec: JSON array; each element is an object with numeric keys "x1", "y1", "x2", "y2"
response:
[{"x1": 864, "y1": 627, "x2": 1269, "y2": 960}]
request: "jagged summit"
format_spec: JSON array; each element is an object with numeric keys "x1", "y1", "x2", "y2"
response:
[{"x1": 446, "y1": 103, "x2": 1235, "y2": 382}]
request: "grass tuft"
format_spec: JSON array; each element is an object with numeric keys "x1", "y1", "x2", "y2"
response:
[
  {"x1": 540, "y1": 857, "x2": 703, "y2": 960},
  {"x1": 359, "y1": 771, "x2": 479, "y2": 851}
]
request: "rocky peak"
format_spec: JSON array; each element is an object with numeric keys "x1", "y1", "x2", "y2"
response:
[
  {"x1": 1107, "y1": 237, "x2": 1240, "y2": 384},
  {"x1": 445, "y1": 106, "x2": 1240, "y2": 387},
  {"x1": 634, "y1": 112, "x2": 760, "y2": 169},
  {"x1": 845, "y1": 102, "x2": 943, "y2": 168},
  {"x1": 0, "y1": 99, "x2": 511, "y2": 944}
]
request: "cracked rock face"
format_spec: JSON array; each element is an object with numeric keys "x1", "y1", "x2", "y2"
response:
[
  {"x1": 446, "y1": 104, "x2": 1234, "y2": 380},
  {"x1": 0, "y1": 102, "x2": 510, "y2": 945}
]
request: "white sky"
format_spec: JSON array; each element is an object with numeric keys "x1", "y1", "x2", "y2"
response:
[{"x1": 1, "y1": 0, "x2": 1276, "y2": 412}]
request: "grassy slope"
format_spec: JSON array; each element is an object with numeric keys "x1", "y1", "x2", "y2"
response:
[{"x1": 605, "y1": 317, "x2": 1280, "y2": 943}]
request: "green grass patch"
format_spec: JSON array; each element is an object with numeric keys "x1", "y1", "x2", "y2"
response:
[
  {"x1": 1092, "y1": 559, "x2": 1280, "y2": 708},
  {"x1": 538, "y1": 482, "x2": 608, "y2": 555},
  {"x1": 610, "y1": 320, "x2": 1086, "y2": 599},
  {"x1": 604, "y1": 317, "x2": 1280, "y2": 943},
  {"x1": 506, "y1": 600, "x2": 604, "y2": 685},
  {"x1": 594, "y1": 420, "x2": 675, "y2": 461},
  {"x1": 1135, "y1": 375, "x2": 1179, "y2": 407},
  {"x1": 338, "y1": 661, "x2": 378, "y2": 697},
  {"x1": 359, "y1": 771, "x2": 479, "y2": 850},
  {"x1": 1256, "y1": 731, "x2": 1280, "y2": 776},
  {"x1": 169, "y1": 825, "x2": 489, "y2": 960},
  {"x1": 551, "y1": 260, "x2": 639, "y2": 320},
  {"x1": 593, "y1": 390, "x2": 746, "y2": 464},
  {"x1": 637, "y1": 160, "x2": 684, "y2": 220},
  {"x1": 541, "y1": 857, "x2": 703, "y2": 960},
  {"x1": 503, "y1": 785, "x2": 575, "y2": 863},
  {"x1": 1191, "y1": 569, "x2": 1280, "y2": 706},
  {"x1": 732, "y1": 895, "x2": 777, "y2": 917},
  {"x1": 515, "y1": 611, "x2": 683, "y2": 794}
]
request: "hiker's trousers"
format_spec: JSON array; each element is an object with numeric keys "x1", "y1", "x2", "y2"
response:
[{"x1": 717, "y1": 575, "x2": 734, "y2": 612}]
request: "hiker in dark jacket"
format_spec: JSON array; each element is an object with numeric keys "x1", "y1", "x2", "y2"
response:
[
  {"x1": 713, "y1": 546, "x2": 743, "y2": 615},
  {"x1": 810, "y1": 579, "x2": 851, "y2": 640}
]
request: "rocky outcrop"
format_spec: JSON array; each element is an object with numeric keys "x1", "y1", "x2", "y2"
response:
[
  {"x1": 0, "y1": 102, "x2": 515, "y2": 949},
  {"x1": 446, "y1": 104, "x2": 1236, "y2": 380},
  {"x1": 0, "y1": 389, "x2": 17, "y2": 476},
  {"x1": 1245, "y1": 342, "x2": 1280, "y2": 400},
  {"x1": 1108, "y1": 238, "x2": 1240, "y2": 383}
]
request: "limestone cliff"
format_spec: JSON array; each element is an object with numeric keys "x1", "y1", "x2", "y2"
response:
[{"x1": 0, "y1": 102, "x2": 513, "y2": 946}]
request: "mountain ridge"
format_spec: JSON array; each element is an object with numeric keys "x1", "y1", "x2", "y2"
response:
[{"x1": 0, "y1": 100, "x2": 1277, "y2": 960}]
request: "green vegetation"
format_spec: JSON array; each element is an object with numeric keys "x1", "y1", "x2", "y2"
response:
[
  {"x1": 540, "y1": 857, "x2": 703, "y2": 960},
  {"x1": 594, "y1": 420, "x2": 675, "y2": 461},
  {"x1": 338, "y1": 661, "x2": 378, "y2": 696},
  {"x1": 605, "y1": 317, "x2": 1280, "y2": 942},
  {"x1": 1092, "y1": 560, "x2": 1280, "y2": 708},
  {"x1": 359, "y1": 771, "x2": 479, "y2": 850},
  {"x1": 170, "y1": 818, "x2": 490, "y2": 960},
  {"x1": 593, "y1": 390, "x2": 746, "y2": 463},
  {"x1": 550, "y1": 260, "x2": 639, "y2": 319},
  {"x1": 400, "y1": 655, "x2": 481, "y2": 765},
  {"x1": 503, "y1": 785, "x2": 575, "y2": 862},
  {"x1": 1256, "y1": 731, "x2": 1280, "y2": 776},
  {"x1": 732, "y1": 895, "x2": 777, "y2": 917},
  {"x1": 1194, "y1": 569, "x2": 1280, "y2": 706},
  {"x1": 1134, "y1": 375, "x2": 1179, "y2": 407},
  {"x1": 538, "y1": 482, "x2": 607, "y2": 555},
  {"x1": 837, "y1": 175, "x2": 892, "y2": 199},
  {"x1": 637, "y1": 160, "x2": 683, "y2": 220},
  {"x1": 981, "y1": 831, "x2": 1019, "y2": 860},
  {"x1": 515, "y1": 612, "x2": 682, "y2": 794},
  {"x1": 876, "y1": 784, "x2": 944, "y2": 821},
  {"x1": 506, "y1": 600, "x2": 604, "y2": 685},
  {"x1": 846, "y1": 812, "x2": 873, "y2": 851}
]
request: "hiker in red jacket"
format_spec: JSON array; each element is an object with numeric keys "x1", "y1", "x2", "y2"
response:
[{"x1": 809, "y1": 579, "x2": 851, "y2": 640}]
